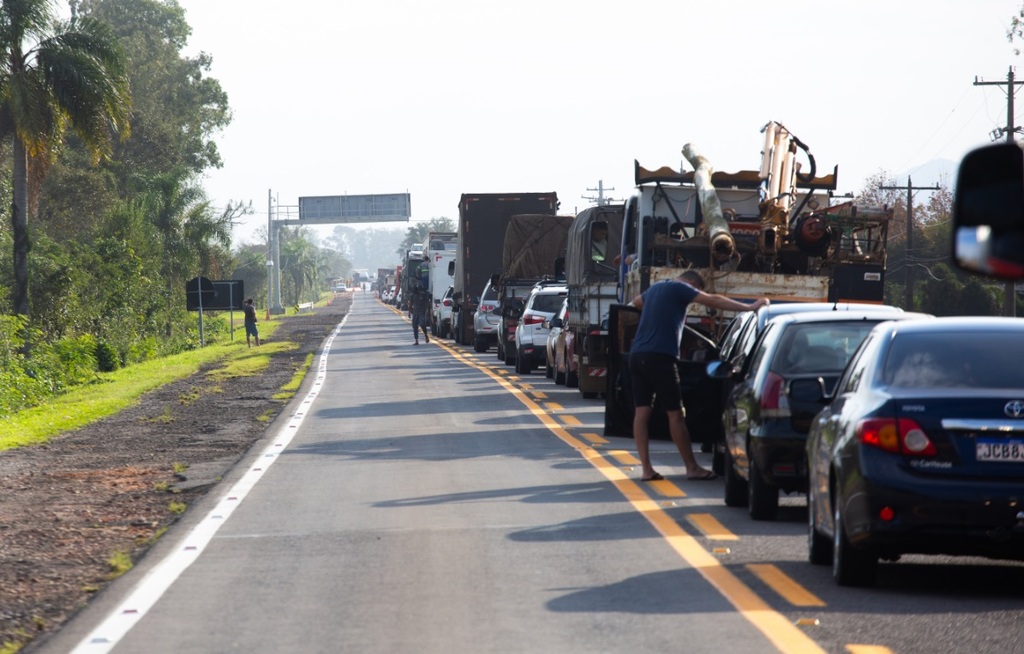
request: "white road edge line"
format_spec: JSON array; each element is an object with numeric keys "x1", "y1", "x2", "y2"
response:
[{"x1": 69, "y1": 318, "x2": 347, "y2": 653}]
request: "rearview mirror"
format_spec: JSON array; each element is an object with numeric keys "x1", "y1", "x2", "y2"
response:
[{"x1": 953, "y1": 142, "x2": 1024, "y2": 280}]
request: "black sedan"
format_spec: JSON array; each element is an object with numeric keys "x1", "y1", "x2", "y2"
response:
[
  {"x1": 805, "y1": 317, "x2": 1024, "y2": 586},
  {"x1": 710, "y1": 310, "x2": 924, "y2": 521}
]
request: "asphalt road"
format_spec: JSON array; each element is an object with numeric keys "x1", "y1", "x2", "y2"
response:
[{"x1": 38, "y1": 297, "x2": 1024, "y2": 654}]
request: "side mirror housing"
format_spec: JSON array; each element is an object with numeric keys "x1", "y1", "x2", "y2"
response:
[{"x1": 953, "y1": 142, "x2": 1024, "y2": 280}]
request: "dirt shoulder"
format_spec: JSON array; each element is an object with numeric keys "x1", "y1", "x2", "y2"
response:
[{"x1": 0, "y1": 296, "x2": 353, "y2": 651}]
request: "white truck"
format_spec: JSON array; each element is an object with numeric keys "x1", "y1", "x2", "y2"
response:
[{"x1": 422, "y1": 232, "x2": 457, "y2": 337}]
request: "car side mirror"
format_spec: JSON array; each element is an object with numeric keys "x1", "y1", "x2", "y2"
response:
[
  {"x1": 549, "y1": 317, "x2": 563, "y2": 329},
  {"x1": 953, "y1": 142, "x2": 1024, "y2": 280},
  {"x1": 705, "y1": 360, "x2": 737, "y2": 380}
]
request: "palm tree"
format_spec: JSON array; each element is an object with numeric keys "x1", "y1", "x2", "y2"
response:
[{"x1": 0, "y1": 0, "x2": 131, "y2": 317}]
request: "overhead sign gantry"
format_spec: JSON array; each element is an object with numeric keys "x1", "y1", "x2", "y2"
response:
[{"x1": 266, "y1": 191, "x2": 411, "y2": 313}]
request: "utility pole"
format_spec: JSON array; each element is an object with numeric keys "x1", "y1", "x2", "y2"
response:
[
  {"x1": 582, "y1": 180, "x2": 616, "y2": 206},
  {"x1": 880, "y1": 178, "x2": 940, "y2": 311},
  {"x1": 974, "y1": 66, "x2": 1024, "y2": 316}
]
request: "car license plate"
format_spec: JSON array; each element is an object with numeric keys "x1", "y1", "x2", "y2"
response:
[{"x1": 976, "y1": 438, "x2": 1024, "y2": 462}]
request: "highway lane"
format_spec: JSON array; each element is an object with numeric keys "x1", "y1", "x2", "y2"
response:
[{"x1": 41, "y1": 296, "x2": 1024, "y2": 654}]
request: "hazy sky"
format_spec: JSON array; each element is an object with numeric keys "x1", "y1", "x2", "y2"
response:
[{"x1": 174, "y1": 0, "x2": 1023, "y2": 246}]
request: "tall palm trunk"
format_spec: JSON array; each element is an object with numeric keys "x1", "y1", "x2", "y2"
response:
[{"x1": 11, "y1": 136, "x2": 29, "y2": 317}]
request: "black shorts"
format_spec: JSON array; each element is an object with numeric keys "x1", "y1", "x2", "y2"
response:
[{"x1": 628, "y1": 352, "x2": 684, "y2": 413}]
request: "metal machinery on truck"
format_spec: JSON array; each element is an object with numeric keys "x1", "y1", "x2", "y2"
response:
[
  {"x1": 451, "y1": 193, "x2": 559, "y2": 346},
  {"x1": 606, "y1": 121, "x2": 892, "y2": 440},
  {"x1": 493, "y1": 213, "x2": 573, "y2": 364},
  {"x1": 563, "y1": 204, "x2": 624, "y2": 398}
]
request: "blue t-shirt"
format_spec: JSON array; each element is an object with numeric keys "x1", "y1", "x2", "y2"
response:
[{"x1": 629, "y1": 280, "x2": 700, "y2": 358}]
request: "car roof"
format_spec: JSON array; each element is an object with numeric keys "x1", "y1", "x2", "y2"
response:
[
  {"x1": 755, "y1": 302, "x2": 902, "y2": 329},
  {"x1": 765, "y1": 310, "x2": 932, "y2": 328},
  {"x1": 879, "y1": 315, "x2": 1024, "y2": 335}
]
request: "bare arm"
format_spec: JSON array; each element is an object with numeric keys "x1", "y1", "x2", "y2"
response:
[{"x1": 694, "y1": 292, "x2": 769, "y2": 312}]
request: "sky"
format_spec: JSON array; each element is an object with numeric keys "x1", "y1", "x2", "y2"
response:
[{"x1": 172, "y1": 0, "x2": 1024, "y2": 249}]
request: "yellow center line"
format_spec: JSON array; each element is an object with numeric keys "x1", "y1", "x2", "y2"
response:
[
  {"x1": 530, "y1": 391, "x2": 548, "y2": 400},
  {"x1": 545, "y1": 402, "x2": 564, "y2": 411},
  {"x1": 435, "y1": 340, "x2": 828, "y2": 654},
  {"x1": 687, "y1": 513, "x2": 739, "y2": 540},
  {"x1": 747, "y1": 564, "x2": 826, "y2": 607},
  {"x1": 559, "y1": 415, "x2": 582, "y2": 427},
  {"x1": 580, "y1": 432, "x2": 608, "y2": 445},
  {"x1": 846, "y1": 646, "x2": 895, "y2": 654},
  {"x1": 608, "y1": 450, "x2": 640, "y2": 466}
]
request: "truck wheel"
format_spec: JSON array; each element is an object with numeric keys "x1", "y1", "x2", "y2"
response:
[{"x1": 566, "y1": 368, "x2": 578, "y2": 388}]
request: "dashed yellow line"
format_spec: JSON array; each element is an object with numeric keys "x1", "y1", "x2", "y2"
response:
[
  {"x1": 747, "y1": 564, "x2": 826, "y2": 607},
  {"x1": 609, "y1": 450, "x2": 640, "y2": 466},
  {"x1": 580, "y1": 432, "x2": 608, "y2": 445},
  {"x1": 687, "y1": 513, "x2": 739, "y2": 540},
  {"x1": 530, "y1": 391, "x2": 548, "y2": 400},
  {"x1": 559, "y1": 415, "x2": 582, "y2": 427},
  {"x1": 545, "y1": 402, "x2": 564, "y2": 411},
  {"x1": 846, "y1": 646, "x2": 895, "y2": 654},
  {"x1": 434, "y1": 337, "x2": 828, "y2": 654}
]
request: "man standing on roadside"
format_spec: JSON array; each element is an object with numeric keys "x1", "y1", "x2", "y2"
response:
[
  {"x1": 411, "y1": 285, "x2": 431, "y2": 344},
  {"x1": 243, "y1": 298, "x2": 261, "y2": 348},
  {"x1": 627, "y1": 270, "x2": 768, "y2": 482}
]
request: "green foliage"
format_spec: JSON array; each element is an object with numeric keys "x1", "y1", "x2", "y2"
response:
[{"x1": 397, "y1": 217, "x2": 455, "y2": 256}]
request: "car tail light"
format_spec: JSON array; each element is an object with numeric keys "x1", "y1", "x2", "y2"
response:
[
  {"x1": 523, "y1": 313, "x2": 545, "y2": 325},
  {"x1": 857, "y1": 418, "x2": 937, "y2": 456},
  {"x1": 480, "y1": 303, "x2": 496, "y2": 312},
  {"x1": 443, "y1": 299, "x2": 451, "y2": 307},
  {"x1": 760, "y1": 371, "x2": 789, "y2": 418}
]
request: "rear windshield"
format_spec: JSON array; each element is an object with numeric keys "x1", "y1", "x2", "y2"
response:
[
  {"x1": 530, "y1": 293, "x2": 567, "y2": 314},
  {"x1": 884, "y1": 332, "x2": 1024, "y2": 389},
  {"x1": 482, "y1": 285, "x2": 498, "y2": 301},
  {"x1": 772, "y1": 321, "x2": 882, "y2": 374}
]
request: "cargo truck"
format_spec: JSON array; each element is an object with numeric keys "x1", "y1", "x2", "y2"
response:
[
  {"x1": 423, "y1": 232, "x2": 457, "y2": 337},
  {"x1": 492, "y1": 213, "x2": 573, "y2": 364},
  {"x1": 451, "y1": 193, "x2": 559, "y2": 346},
  {"x1": 563, "y1": 204, "x2": 625, "y2": 398},
  {"x1": 605, "y1": 121, "x2": 891, "y2": 453}
]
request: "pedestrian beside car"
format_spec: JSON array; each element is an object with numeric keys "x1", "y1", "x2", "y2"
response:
[
  {"x1": 243, "y1": 298, "x2": 261, "y2": 348},
  {"x1": 627, "y1": 270, "x2": 768, "y2": 482},
  {"x1": 411, "y1": 286, "x2": 431, "y2": 344}
]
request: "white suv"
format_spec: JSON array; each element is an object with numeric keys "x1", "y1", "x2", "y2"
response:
[
  {"x1": 472, "y1": 280, "x2": 500, "y2": 352},
  {"x1": 513, "y1": 281, "x2": 567, "y2": 374}
]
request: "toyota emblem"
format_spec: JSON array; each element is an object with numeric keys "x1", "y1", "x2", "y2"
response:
[{"x1": 1005, "y1": 400, "x2": 1024, "y2": 418}]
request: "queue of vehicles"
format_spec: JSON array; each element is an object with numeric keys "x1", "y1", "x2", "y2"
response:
[{"x1": 379, "y1": 124, "x2": 1024, "y2": 588}]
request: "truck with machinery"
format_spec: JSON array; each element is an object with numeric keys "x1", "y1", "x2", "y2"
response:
[
  {"x1": 491, "y1": 213, "x2": 573, "y2": 364},
  {"x1": 605, "y1": 120, "x2": 892, "y2": 446},
  {"x1": 400, "y1": 247, "x2": 428, "y2": 312},
  {"x1": 422, "y1": 231, "x2": 457, "y2": 337},
  {"x1": 451, "y1": 192, "x2": 559, "y2": 346},
  {"x1": 562, "y1": 204, "x2": 625, "y2": 398}
]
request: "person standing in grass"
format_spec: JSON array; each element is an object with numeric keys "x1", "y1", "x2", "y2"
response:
[{"x1": 243, "y1": 298, "x2": 261, "y2": 347}]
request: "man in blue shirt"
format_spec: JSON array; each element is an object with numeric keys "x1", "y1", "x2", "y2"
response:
[{"x1": 628, "y1": 270, "x2": 768, "y2": 481}]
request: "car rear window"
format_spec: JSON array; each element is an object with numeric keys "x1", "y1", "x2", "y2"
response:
[
  {"x1": 884, "y1": 332, "x2": 1024, "y2": 389},
  {"x1": 530, "y1": 293, "x2": 566, "y2": 314},
  {"x1": 773, "y1": 321, "x2": 882, "y2": 374}
]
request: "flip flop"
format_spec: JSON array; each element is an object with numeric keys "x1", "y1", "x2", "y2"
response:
[
  {"x1": 641, "y1": 472, "x2": 665, "y2": 482},
  {"x1": 687, "y1": 470, "x2": 718, "y2": 481}
]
